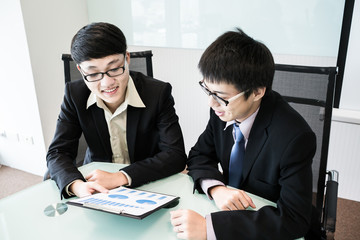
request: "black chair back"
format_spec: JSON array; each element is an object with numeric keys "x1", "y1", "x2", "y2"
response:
[{"x1": 272, "y1": 64, "x2": 338, "y2": 238}]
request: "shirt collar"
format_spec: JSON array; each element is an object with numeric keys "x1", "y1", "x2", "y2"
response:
[
  {"x1": 126, "y1": 75, "x2": 146, "y2": 108},
  {"x1": 224, "y1": 107, "x2": 260, "y2": 140},
  {"x1": 86, "y1": 75, "x2": 145, "y2": 110}
]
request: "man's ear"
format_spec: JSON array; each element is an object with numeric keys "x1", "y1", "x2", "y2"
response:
[
  {"x1": 125, "y1": 51, "x2": 130, "y2": 65},
  {"x1": 253, "y1": 87, "x2": 266, "y2": 101},
  {"x1": 76, "y1": 64, "x2": 81, "y2": 71}
]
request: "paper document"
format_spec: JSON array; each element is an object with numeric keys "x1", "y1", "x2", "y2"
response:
[{"x1": 67, "y1": 186, "x2": 179, "y2": 219}]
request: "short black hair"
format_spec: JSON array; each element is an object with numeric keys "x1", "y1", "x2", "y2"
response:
[
  {"x1": 71, "y1": 22, "x2": 127, "y2": 64},
  {"x1": 198, "y1": 28, "x2": 274, "y2": 98}
]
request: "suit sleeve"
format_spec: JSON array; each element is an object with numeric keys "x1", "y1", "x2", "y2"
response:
[
  {"x1": 121, "y1": 82, "x2": 187, "y2": 187},
  {"x1": 187, "y1": 110, "x2": 229, "y2": 193},
  {"x1": 46, "y1": 83, "x2": 86, "y2": 198},
  {"x1": 211, "y1": 131, "x2": 315, "y2": 240}
]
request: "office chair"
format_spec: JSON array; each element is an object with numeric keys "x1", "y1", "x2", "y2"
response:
[
  {"x1": 44, "y1": 51, "x2": 154, "y2": 180},
  {"x1": 272, "y1": 64, "x2": 339, "y2": 240}
]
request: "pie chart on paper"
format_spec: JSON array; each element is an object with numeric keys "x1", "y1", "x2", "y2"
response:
[
  {"x1": 136, "y1": 199, "x2": 157, "y2": 205},
  {"x1": 108, "y1": 194, "x2": 129, "y2": 199}
]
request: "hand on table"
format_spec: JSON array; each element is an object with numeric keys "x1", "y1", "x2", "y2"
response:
[
  {"x1": 209, "y1": 185, "x2": 256, "y2": 211},
  {"x1": 69, "y1": 179, "x2": 109, "y2": 198},
  {"x1": 86, "y1": 169, "x2": 129, "y2": 190},
  {"x1": 69, "y1": 169, "x2": 129, "y2": 198},
  {"x1": 170, "y1": 209, "x2": 206, "y2": 240}
]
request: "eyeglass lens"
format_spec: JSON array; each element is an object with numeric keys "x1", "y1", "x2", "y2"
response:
[
  {"x1": 200, "y1": 81, "x2": 227, "y2": 106},
  {"x1": 86, "y1": 67, "x2": 125, "y2": 82}
]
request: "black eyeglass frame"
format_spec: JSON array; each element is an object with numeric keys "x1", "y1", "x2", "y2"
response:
[
  {"x1": 199, "y1": 80, "x2": 248, "y2": 106},
  {"x1": 78, "y1": 53, "x2": 127, "y2": 82}
]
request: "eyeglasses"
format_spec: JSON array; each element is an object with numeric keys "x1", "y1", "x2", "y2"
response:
[
  {"x1": 199, "y1": 80, "x2": 248, "y2": 106},
  {"x1": 79, "y1": 60, "x2": 127, "y2": 82}
]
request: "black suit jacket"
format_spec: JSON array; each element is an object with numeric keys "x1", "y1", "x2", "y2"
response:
[
  {"x1": 187, "y1": 91, "x2": 316, "y2": 240},
  {"x1": 47, "y1": 72, "x2": 186, "y2": 198}
]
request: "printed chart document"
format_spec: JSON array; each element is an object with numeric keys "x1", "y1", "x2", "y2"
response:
[{"x1": 67, "y1": 186, "x2": 179, "y2": 219}]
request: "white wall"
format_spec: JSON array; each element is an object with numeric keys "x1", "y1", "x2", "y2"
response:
[
  {"x1": 327, "y1": 109, "x2": 360, "y2": 201},
  {"x1": 340, "y1": 0, "x2": 360, "y2": 111},
  {"x1": 0, "y1": 0, "x2": 46, "y2": 176},
  {"x1": 0, "y1": 0, "x2": 88, "y2": 176},
  {"x1": 20, "y1": 0, "x2": 89, "y2": 152},
  {"x1": 88, "y1": 0, "x2": 345, "y2": 57}
]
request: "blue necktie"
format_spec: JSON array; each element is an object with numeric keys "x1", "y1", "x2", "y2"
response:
[{"x1": 228, "y1": 124, "x2": 245, "y2": 188}]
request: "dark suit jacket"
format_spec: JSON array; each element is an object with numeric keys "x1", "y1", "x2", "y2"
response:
[
  {"x1": 47, "y1": 71, "x2": 187, "y2": 198},
  {"x1": 187, "y1": 90, "x2": 316, "y2": 240}
]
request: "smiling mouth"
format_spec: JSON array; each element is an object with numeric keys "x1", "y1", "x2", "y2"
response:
[
  {"x1": 102, "y1": 86, "x2": 118, "y2": 93},
  {"x1": 214, "y1": 110, "x2": 224, "y2": 116}
]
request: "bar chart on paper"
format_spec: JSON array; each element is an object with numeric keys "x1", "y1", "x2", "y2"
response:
[{"x1": 67, "y1": 187, "x2": 179, "y2": 219}]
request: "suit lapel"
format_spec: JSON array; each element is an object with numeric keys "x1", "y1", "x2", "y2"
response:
[
  {"x1": 90, "y1": 105, "x2": 112, "y2": 158},
  {"x1": 126, "y1": 73, "x2": 144, "y2": 162},
  {"x1": 241, "y1": 92, "x2": 275, "y2": 183},
  {"x1": 126, "y1": 106, "x2": 141, "y2": 162},
  {"x1": 242, "y1": 122, "x2": 268, "y2": 182}
]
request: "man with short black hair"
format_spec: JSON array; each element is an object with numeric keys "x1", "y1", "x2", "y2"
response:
[
  {"x1": 47, "y1": 22, "x2": 186, "y2": 198},
  {"x1": 170, "y1": 28, "x2": 316, "y2": 240}
]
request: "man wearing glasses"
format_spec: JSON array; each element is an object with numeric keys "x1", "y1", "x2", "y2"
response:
[
  {"x1": 46, "y1": 22, "x2": 186, "y2": 198},
  {"x1": 170, "y1": 29, "x2": 318, "y2": 239}
]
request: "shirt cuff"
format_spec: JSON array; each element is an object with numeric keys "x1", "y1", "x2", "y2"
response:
[
  {"x1": 205, "y1": 214, "x2": 217, "y2": 240},
  {"x1": 200, "y1": 179, "x2": 225, "y2": 200},
  {"x1": 65, "y1": 180, "x2": 78, "y2": 196},
  {"x1": 121, "y1": 170, "x2": 132, "y2": 186}
]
